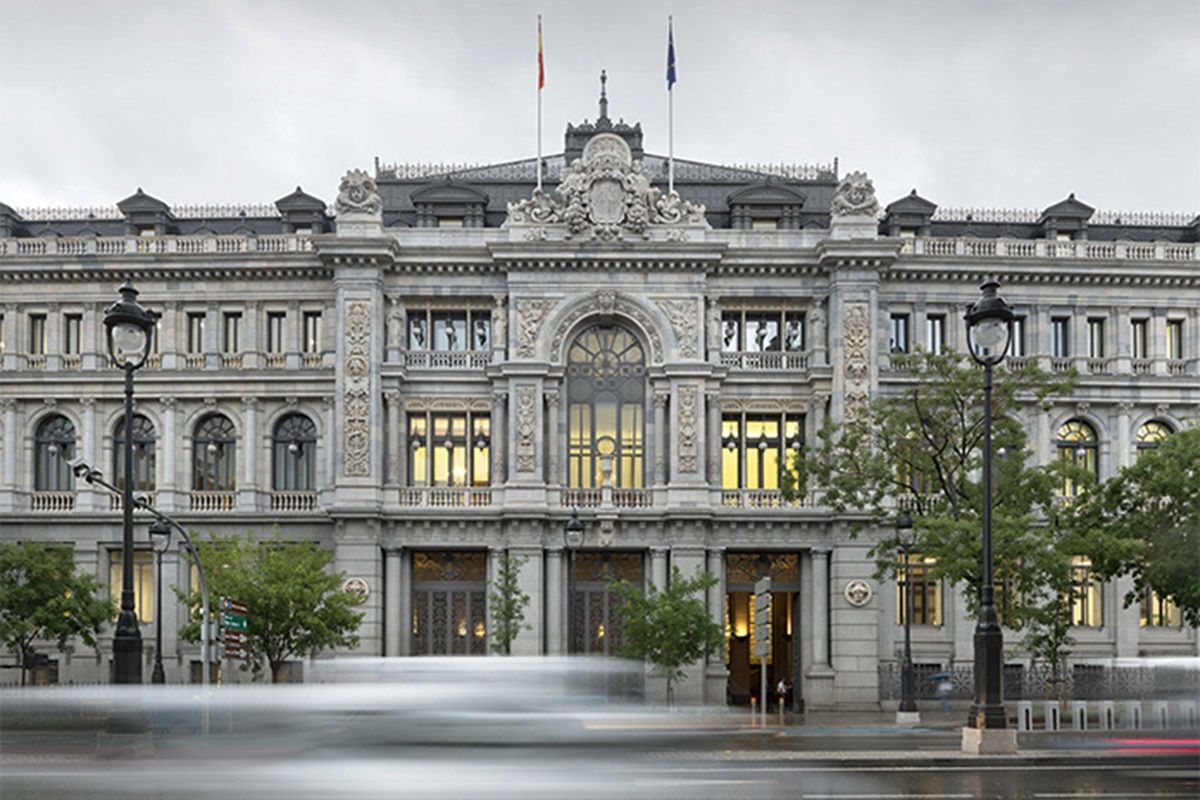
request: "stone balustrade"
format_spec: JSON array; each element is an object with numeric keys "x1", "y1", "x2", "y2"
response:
[
  {"x1": 30, "y1": 491, "x2": 75, "y2": 512},
  {"x1": 0, "y1": 233, "x2": 314, "y2": 258},
  {"x1": 720, "y1": 488, "x2": 814, "y2": 510},
  {"x1": 190, "y1": 491, "x2": 236, "y2": 512},
  {"x1": 400, "y1": 350, "x2": 491, "y2": 369},
  {"x1": 270, "y1": 491, "x2": 317, "y2": 512},
  {"x1": 397, "y1": 487, "x2": 494, "y2": 508},
  {"x1": 719, "y1": 351, "x2": 809, "y2": 371},
  {"x1": 899, "y1": 236, "x2": 1198, "y2": 262}
]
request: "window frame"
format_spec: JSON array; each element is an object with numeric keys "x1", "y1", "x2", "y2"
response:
[
  {"x1": 192, "y1": 413, "x2": 237, "y2": 492},
  {"x1": 1051, "y1": 317, "x2": 1070, "y2": 358},
  {"x1": 720, "y1": 412, "x2": 804, "y2": 491},
  {"x1": 889, "y1": 313, "x2": 910, "y2": 355},
  {"x1": 272, "y1": 413, "x2": 318, "y2": 491},
  {"x1": 925, "y1": 314, "x2": 945, "y2": 356},
  {"x1": 407, "y1": 308, "x2": 491, "y2": 352},
  {"x1": 34, "y1": 414, "x2": 76, "y2": 491},
  {"x1": 897, "y1": 553, "x2": 943, "y2": 626},
  {"x1": 113, "y1": 413, "x2": 157, "y2": 493},
  {"x1": 407, "y1": 411, "x2": 491, "y2": 488}
]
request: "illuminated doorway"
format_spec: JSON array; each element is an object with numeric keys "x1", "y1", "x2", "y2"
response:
[
  {"x1": 411, "y1": 551, "x2": 488, "y2": 656},
  {"x1": 725, "y1": 552, "x2": 800, "y2": 709}
]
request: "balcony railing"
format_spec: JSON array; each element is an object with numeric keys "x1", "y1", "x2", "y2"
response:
[
  {"x1": 271, "y1": 491, "x2": 317, "y2": 512},
  {"x1": 0, "y1": 233, "x2": 316, "y2": 258},
  {"x1": 719, "y1": 351, "x2": 809, "y2": 371},
  {"x1": 264, "y1": 353, "x2": 286, "y2": 368},
  {"x1": 720, "y1": 488, "x2": 813, "y2": 509},
  {"x1": 190, "y1": 491, "x2": 235, "y2": 512},
  {"x1": 301, "y1": 352, "x2": 323, "y2": 368},
  {"x1": 1132, "y1": 358, "x2": 1152, "y2": 375},
  {"x1": 1050, "y1": 357, "x2": 1073, "y2": 374},
  {"x1": 220, "y1": 353, "x2": 243, "y2": 369},
  {"x1": 900, "y1": 236, "x2": 1198, "y2": 262},
  {"x1": 397, "y1": 487, "x2": 494, "y2": 507},
  {"x1": 401, "y1": 350, "x2": 490, "y2": 369},
  {"x1": 1086, "y1": 357, "x2": 1113, "y2": 375},
  {"x1": 109, "y1": 492, "x2": 155, "y2": 512},
  {"x1": 61, "y1": 354, "x2": 82, "y2": 370},
  {"x1": 26, "y1": 354, "x2": 46, "y2": 370},
  {"x1": 31, "y1": 491, "x2": 74, "y2": 512},
  {"x1": 183, "y1": 353, "x2": 205, "y2": 369},
  {"x1": 1167, "y1": 359, "x2": 1187, "y2": 376}
]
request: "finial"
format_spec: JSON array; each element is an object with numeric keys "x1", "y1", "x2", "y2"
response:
[{"x1": 599, "y1": 70, "x2": 609, "y2": 121}]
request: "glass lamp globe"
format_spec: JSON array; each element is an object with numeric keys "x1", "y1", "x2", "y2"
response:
[
  {"x1": 971, "y1": 318, "x2": 1008, "y2": 355},
  {"x1": 111, "y1": 322, "x2": 148, "y2": 367}
]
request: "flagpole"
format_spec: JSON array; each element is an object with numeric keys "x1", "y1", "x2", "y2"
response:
[
  {"x1": 667, "y1": 16, "x2": 675, "y2": 195},
  {"x1": 537, "y1": 14, "x2": 544, "y2": 192}
]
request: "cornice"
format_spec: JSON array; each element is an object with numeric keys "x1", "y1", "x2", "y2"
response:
[
  {"x1": 886, "y1": 262, "x2": 1200, "y2": 288},
  {"x1": 0, "y1": 261, "x2": 331, "y2": 283}
]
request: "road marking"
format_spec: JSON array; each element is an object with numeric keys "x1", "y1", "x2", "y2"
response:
[
  {"x1": 803, "y1": 794, "x2": 973, "y2": 799},
  {"x1": 652, "y1": 764, "x2": 1181, "y2": 774}
]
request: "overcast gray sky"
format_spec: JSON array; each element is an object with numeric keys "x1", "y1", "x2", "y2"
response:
[{"x1": 1, "y1": 0, "x2": 1197, "y2": 213}]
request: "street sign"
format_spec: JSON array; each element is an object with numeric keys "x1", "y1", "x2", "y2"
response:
[
  {"x1": 754, "y1": 641, "x2": 771, "y2": 658},
  {"x1": 220, "y1": 597, "x2": 248, "y2": 614},
  {"x1": 754, "y1": 607, "x2": 770, "y2": 630},
  {"x1": 223, "y1": 630, "x2": 246, "y2": 644},
  {"x1": 754, "y1": 577, "x2": 771, "y2": 596},
  {"x1": 220, "y1": 611, "x2": 248, "y2": 632},
  {"x1": 223, "y1": 647, "x2": 246, "y2": 660}
]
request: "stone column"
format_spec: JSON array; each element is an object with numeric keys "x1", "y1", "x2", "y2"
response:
[
  {"x1": 652, "y1": 391, "x2": 668, "y2": 486},
  {"x1": 491, "y1": 389, "x2": 507, "y2": 485},
  {"x1": 159, "y1": 397, "x2": 178, "y2": 511},
  {"x1": 1116, "y1": 402, "x2": 1133, "y2": 470},
  {"x1": 545, "y1": 547, "x2": 564, "y2": 655},
  {"x1": 0, "y1": 399, "x2": 18, "y2": 511},
  {"x1": 705, "y1": 391, "x2": 721, "y2": 486},
  {"x1": 384, "y1": 548, "x2": 402, "y2": 656},
  {"x1": 386, "y1": 297, "x2": 404, "y2": 363},
  {"x1": 285, "y1": 300, "x2": 301, "y2": 371},
  {"x1": 384, "y1": 391, "x2": 401, "y2": 491},
  {"x1": 1150, "y1": 310, "x2": 1168, "y2": 376},
  {"x1": 82, "y1": 303, "x2": 100, "y2": 370},
  {"x1": 238, "y1": 397, "x2": 258, "y2": 511},
  {"x1": 705, "y1": 547, "x2": 728, "y2": 702},
  {"x1": 544, "y1": 389, "x2": 560, "y2": 486},
  {"x1": 1035, "y1": 403, "x2": 1054, "y2": 465},
  {"x1": 399, "y1": 546, "x2": 413, "y2": 655},
  {"x1": 241, "y1": 301, "x2": 259, "y2": 369},
  {"x1": 45, "y1": 303, "x2": 61, "y2": 371},
  {"x1": 322, "y1": 395, "x2": 336, "y2": 507},
  {"x1": 511, "y1": 545, "x2": 545, "y2": 656},
  {"x1": 1114, "y1": 306, "x2": 1131, "y2": 374},
  {"x1": 204, "y1": 303, "x2": 219, "y2": 369},
  {"x1": 810, "y1": 549, "x2": 831, "y2": 668},
  {"x1": 491, "y1": 294, "x2": 507, "y2": 365},
  {"x1": 650, "y1": 547, "x2": 669, "y2": 590},
  {"x1": 2, "y1": 305, "x2": 19, "y2": 369},
  {"x1": 77, "y1": 398, "x2": 98, "y2": 511},
  {"x1": 1032, "y1": 305, "x2": 1051, "y2": 369}
]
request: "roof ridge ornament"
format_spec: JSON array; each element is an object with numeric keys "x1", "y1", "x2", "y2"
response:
[{"x1": 504, "y1": 133, "x2": 707, "y2": 241}]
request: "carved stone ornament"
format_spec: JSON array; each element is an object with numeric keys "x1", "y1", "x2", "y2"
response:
[
  {"x1": 505, "y1": 133, "x2": 706, "y2": 241},
  {"x1": 515, "y1": 298, "x2": 559, "y2": 359},
  {"x1": 677, "y1": 385, "x2": 700, "y2": 473},
  {"x1": 514, "y1": 385, "x2": 538, "y2": 473},
  {"x1": 843, "y1": 579, "x2": 873, "y2": 607},
  {"x1": 655, "y1": 298, "x2": 699, "y2": 359},
  {"x1": 842, "y1": 303, "x2": 871, "y2": 421},
  {"x1": 547, "y1": 291, "x2": 665, "y2": 365},
  {"x1": 830, "y1": 171, "x2": 881, "y2": 218},
  {"x1": 342, "y1": 300, "x2": 372, "y2": 476},
  {"x1": 341, "y1": 577, "x2": 370, "y2": 604},
  {"x1": 335, "y1": 168, "x2": 382, "y2": 215}
]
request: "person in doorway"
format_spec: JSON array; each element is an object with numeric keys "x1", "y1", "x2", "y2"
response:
[
  {"x1": 776, "y1": 678, "x2": 790, "y2": 712},
  {"x1": 936, "y1": 677, "x2": 953, "y2": 714}
]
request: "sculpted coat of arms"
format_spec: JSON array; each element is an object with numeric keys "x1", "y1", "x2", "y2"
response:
[{"x1": 506, "y1": 133, "x2": 706, "y2": 240}]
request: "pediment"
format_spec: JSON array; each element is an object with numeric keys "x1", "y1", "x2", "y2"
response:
[
  {"x1": 1039, "y1": 193, "x2": 1094, "y2": 221},
  {"x1": 410, "y1": 181, "x2": 489, "y2": 205},
  {"x1": 885, "y1": 189, "x2": 937, "y2": 215},
  {"x1": 275, "y1": 186, "x2": 327, "y2": 212},
  {"x1": 117, "y1": 188, "x2": 172, "y2": 216},
  {"x1": 727, "y1": 181, "x2": 807, "y2": 206}
]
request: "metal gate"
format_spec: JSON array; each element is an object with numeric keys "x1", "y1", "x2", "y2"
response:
[
  {"x1": 570, "y1": 552, "x2": 643, "y2": 656},
  {"x1": 411, "y1": 551, "x2": 488, "y2": 656}
]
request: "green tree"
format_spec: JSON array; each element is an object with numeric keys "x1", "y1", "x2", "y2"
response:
[
  {"x1": 178, "y1": 533, "x2": 364, "y2": 682},
  {"x1": 1073, "y1": 424, "x2": 1200, "y2": 626},
  {"x1": 487, "y1": 551, "x2": 531, "y2": 655},
  {"x1": 0, "y1": 542, "x2": 114, "y2": 686},
  {"x1": 793, "y1": 350, "x2": 1088, "y2": 649},
  {"x1": 608, "y1": 566, "x2": 724, "y2": 704}
]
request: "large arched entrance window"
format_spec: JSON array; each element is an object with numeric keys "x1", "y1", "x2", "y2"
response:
[
  {"x1": 113, "y1": 414, "x2": 156, "y2": 493},
  {"x1": 567, "y1": 325, "x2": 646, "y2": 488}
]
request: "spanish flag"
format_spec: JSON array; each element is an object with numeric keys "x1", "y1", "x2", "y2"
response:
[{"x1": 538, "y1": 15, "x2": 545, "y2": 90}]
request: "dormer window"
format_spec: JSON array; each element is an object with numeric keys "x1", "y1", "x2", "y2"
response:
[
  {"x1": 137, "y1": 226, "x2": 156, "y2": 237},
  {"x1": 1056, "y1": 231, "x2": 1073, "y2": 242},
  {"x1": 438, "y1": 218, "x2": 464, "y2": 228},
  {"x1": 899, "y1": 227, "x2": 919, "y2": 238}
]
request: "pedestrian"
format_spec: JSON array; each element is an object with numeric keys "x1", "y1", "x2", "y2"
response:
[
  {"x1": 937, "y1": 678, "x2": 952, "y2": 714},
  {"x1": 776, "y1": 678, "x2": 789, "y2": 712}
]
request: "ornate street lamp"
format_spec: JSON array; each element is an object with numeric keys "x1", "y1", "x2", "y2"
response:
[
  {"x1": 105, "y1": 281, "x2": 160, "y2": 684},
  {"x1": 149, "y1": 519, "x2": 172, "y2": 684},
  {"x1": 563, "y1": 508, "x2": 585, "y2": 653},
  {"x1": 895, "y1": 509, "x2": 918, "y2": 723},
  {"x1": 963, "y1": 278, "x2": 1015, "y2": 749}
]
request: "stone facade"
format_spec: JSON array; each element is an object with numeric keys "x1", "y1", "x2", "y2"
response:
[{"x1": 1, "y1": 96, "x2": 1197, "y2": 703}]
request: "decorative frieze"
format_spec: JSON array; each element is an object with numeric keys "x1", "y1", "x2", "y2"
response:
[
  {"x1": 843, "y1": 303, "x2": 871, "y2": 421},
  {"x1": 677, "y1": 385, "x2": 700, "y2": 473},
  {"x1": 514, "y1": 385, "x2": 537, "y2": 473},
  {"x1": 515, "y1": 298, "x2": 559, "y2": 359},
  {"x1": 546, "y1": 291, "x2": 665, "y2": 365},
  {"x1": 342, "y1": 300, "x2": 372, "y2": 477},
  {"x1": 655, "y1": 298, "x2": 699, "y2": 359},
  {"x1": 402, "y1": 396, "x2": 492, "y2": 412}
]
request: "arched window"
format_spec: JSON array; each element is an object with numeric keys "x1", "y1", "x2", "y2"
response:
[
  {"x1": 1056, "y1": 419, "x2": 1098, "y2": 496},
  {"x1": 567, "y1": 325, "x2": 646, "y2": 488},
  {"x1": 192, "y1": 414, "x2": 236, "y2": 491},
  {"x1": 113, "y1": 414, "x2": 156, "y2": 492},
  {"x1": 272, "y1": 413, "x2": 317, "y2": 491},
  {"x1": 1136, "y1": 420, "x2": 1173, "y2": 455},
  {"x1": 34, "y1": 414, "x2": 76, "y2": 491}
]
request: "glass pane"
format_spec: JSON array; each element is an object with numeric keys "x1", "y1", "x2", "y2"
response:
[{"x1": 721, "y1": 315, "x2": 740, "y2": 352}]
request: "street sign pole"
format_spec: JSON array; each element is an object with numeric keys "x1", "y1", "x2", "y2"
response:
[{"x1": 754, "y1": 577, "x2": 772, "y2": 724}]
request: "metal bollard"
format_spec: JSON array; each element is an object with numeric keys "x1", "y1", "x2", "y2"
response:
[
  {"x1": 1070, "y1": 700, "x2": 1088, "y2": 731},
  {"x1": 1097, "y1": 701, "x2": 1115, "y2": 731},
  {"x1": 1043, "y1": 701, "x2": 1060, "y2": 731},
  {"x1": 1016, "y1": 701, "x2": 1033, "y2": 732}
]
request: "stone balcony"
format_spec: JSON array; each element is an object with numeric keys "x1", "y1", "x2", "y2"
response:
[
  {"x1": 0, "y1": 233, "x2": 314, "y2": 258},
  {"x1": 899, "y1": 236, "x2": 1198, "y2": 262}
]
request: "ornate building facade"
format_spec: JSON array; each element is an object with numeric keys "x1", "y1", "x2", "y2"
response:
[{"x1": 1, "y1": 93, "x2": 1197, "y2": 704}]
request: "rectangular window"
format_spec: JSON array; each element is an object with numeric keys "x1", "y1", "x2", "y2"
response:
[
  {"x1": 432, "y1": 312, "x2": 468, "y2": 352},
  {"x1": 744, "y1": 314, "x2": 781, "y2": 352},
  {"x1": 1166, "y1": 320, "x2": 1183, "y2": 360},
  {"x1": 407, "y1": 310, "x2": 491, "y2": 352},
  {"x1": 29, "y1": 314, "x2": 46, "y2": 355},
  {"x1": 266, "y1": 312, "x2": 286, "y2": 353},
  {"x1": 889, "y1": 314, "x2": 910, "y2": 354},
  {"x1": 1051, "y1": 317, "x2": 1070, "y2": 358},
  {"x1": 407, "y1": 411, "x2": 490, "y2": 487},
  {"x1": 783, "y1": 312, "x2": 805, "y2": 351},
  {"x1": 472, "y1": 316, "x2": 491, "y2": 351},
  {"x1": 720, "y1": 313, "x2": 741, "y2": 352},
  {"x1": 1087, "y1": 318, "x2": 1105, "y2": 359},
  {"x1": 1010, "y1": 317, "x2": 1026, "y2": 358},
  {"x1": 0, "y1": 313, "x2": 5, "y2": 355},
  {"x1": 1131, "y1": 319, "x2": 1148, "y2": 359},
  {"x1": 1071, "y1": 556, "x2": 1102, "y2": 627},
  {"x1": 925, "y1": 314, "x2": 945, "y2": 356},
  {"x1": 303, "y1": 311, "x2": 322, "y2": 354},
  {"x1": 720, "y1": 414, "x2": 803, "y2": 492},
  {"x1": 63, "y1": 314, "x2": 82, "y2": 355},
  {"x1": 1140, "y1": 589, "x2": 1181, "y2": 627},
  {"x1": 187, "y1": 313, "x2": 206, "y2": 354},
  {"x1": 222, "y1": 312, "x2": 241, "y2": 353},
  {"x1": 897, "y1": 554, "x2": 942, "y2": 626},
  {"x1": 108, "y1": 550, "x2": 155, "y2": 624}
]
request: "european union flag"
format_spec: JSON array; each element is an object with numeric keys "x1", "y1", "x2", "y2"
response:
[{"x1": 667, "y1": 18, "x2": 676, "y2": 89}]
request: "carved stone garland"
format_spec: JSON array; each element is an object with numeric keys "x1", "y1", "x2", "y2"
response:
[
  {"x1": 842, "y1": 303, "x2": 871, "y2": 422},
  {"x1": 342, "y1": 301, "x2": 372, "y2": 476},
  {"x1": 655, "y1": 298, "x2": 699, "y2": 359},
  {"x1": 514, "y1": 385, "x2": 538, "y2": 473},
  {"x1": 677, "y1": 385, "x2": 700, "y2": 473},
  {"x1": 515, "y1": 298, "x2": 559, "y2": 359}
]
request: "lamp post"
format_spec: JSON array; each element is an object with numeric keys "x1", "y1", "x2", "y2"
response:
[
  {"x1": 105, "y1": 281, "x2": 160, "y2": 684},
  {"x1": 563, "y1": 508, "x2": 584, "y2": 653},
  {"x1": 895, "y1": 509, "x2": 919, "y2": 724},
  {"x1": 963, "y1": 277, "x2": 1016, "y2": 753},
  {"x1": 149, "y1": 519, "x2": 172, "y2": 684}
]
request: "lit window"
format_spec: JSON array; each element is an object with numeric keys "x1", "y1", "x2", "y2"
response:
[
  {"x1": 1166, "y1": 320, "x2": 1183, "y2": 360},
  {"x1": 1070, "y1": 556, "x2": 1102, "y2": 627},
  {"x1": 1140, "y1": 589, "x2": 1181, "y2": 627},
  {"x1": 1056, "y1": 419, "x2": 1098, "y2": 496},
  {"x1": 567, "y1": 326, "x2": 645, "y2": 488},
  {"x1": 407, "y1": 412, "x2": 490, "y2": 487},
  {"x1": 897, "y1": 553, "x2": 942, "y2": 626},
  {"x1": 1136, "y1": 420, "x2": 1172, "y2": 456},
  {"x1": 720, "y1": 414, "x2": 803, "y2": 491},
  {"x1": 109, "y1": 550, "x2": 155, "y2": 623}
]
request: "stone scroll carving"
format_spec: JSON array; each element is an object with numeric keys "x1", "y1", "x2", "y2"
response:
[
  {"x1": 842, "y1": 303, "x2": 871, "y2": 422},
  {"x1": 335, "y1": 168, "x2": 382, "y2": 215},
  {"x1": 514, "y1": 385, "x2": 538, "y2": 473},
  {"x1": 342, "y1": 300, "x2": 372, "y2": 476},
  {"x1": 515, "y1": 298, "x2": 559, "y2": 359},
  {"x1": 655, "y1": 298, "x2": 699, "y2": 359},
  {"x1": 677, "y1": 385, "x2": 700, "y2": 473},
  {"x1": 505, "y1": 133, "x2": 706, "y2": 241},
  {"x1": 830, "y1": 171, "x2": 880, "y2": 218}
]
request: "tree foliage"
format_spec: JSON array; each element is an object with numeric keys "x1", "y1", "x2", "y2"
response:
[
  {"x1": 487, "y1": 551, "x2": 531, "y2": 655},
  {"x1": 794, "y1": 350, "x2": 1088, "y2": 650},
  {"x1": 178, "y1": 533, "x2": 363, "y2": 682},
  {"x1": 1072, "y1": 424, "x2": 1200, "y2": 627},
  {"x1": 0, "y1": 541, "x2": 114, "y2": 686},
  {"x1": 608, "y1": 566, "x2": 723, "y2": 703}
]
